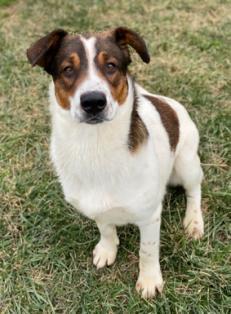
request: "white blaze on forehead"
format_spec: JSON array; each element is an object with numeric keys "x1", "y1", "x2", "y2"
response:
[
  {"x1": 71, "y1": 35, "x2": 100, "y2": 104},
  {"x1": 70, "y1": 35, "x2": 118, "y2": 122},
  {"x1": 80, "y1": 36, "x2": 97, "y2": 79},
  {"x1": 77, "y1": 35, "x2": 109, "y2": 93}
]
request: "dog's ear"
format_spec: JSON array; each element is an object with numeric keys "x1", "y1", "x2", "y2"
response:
[
  {"x1": 26, "y1": 29, "x2": 68, "y2": 73},
  {"x1": 113, "y1": 27, "x2": 150, "y2": 64}
]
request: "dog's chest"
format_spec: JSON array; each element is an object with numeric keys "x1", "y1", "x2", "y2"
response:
[{"x1": 51, "y1": 129, "x2": 159, "y2": 223}]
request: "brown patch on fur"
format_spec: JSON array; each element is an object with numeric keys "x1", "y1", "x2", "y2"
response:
[
  {"x1": 54, "y1": 70, "x2": 87, "y2": 109},
  {"x1": 111, "y1": 77, "x2": 128, "y2": 104},
  {"x1": 114, "y1": 27, "x2": 150, "y2": 63},
  {"x1": 97, "y1": 51, "x2": 107, "y2": 66},
  {"x1": 82, "y1": 27, "x2": 150, "y2": 65},
  {"x1": 27, "y1": 31, "x2": 88, "y2": 110},
  {"x1": 144, "y1": 95, "x2": 179, "y2": 151},
  {"x1": 93, "y1": 27, "x2": 150, "y2": 105},
  {"x1": 52, "y1": 37, "x2": 88, "y2": 109},
  {"x1": 54, "y1": 52, "x2": 84, "y2": 109},
  {"x1": 70, "y1": 52, "x2": 80, "y2": 67},
  {"x1": 128, "y1": 91, "x2": 149, "y2": 152},
  {"x1": 26, "y1": 29, "x2": 68, "y2": 71},
  {"x1": 95, "y1": 48, "x2": 128, "y2": 105},
  {"x1": 55, "y1": 83, "x2": 72, "y2": 109}
]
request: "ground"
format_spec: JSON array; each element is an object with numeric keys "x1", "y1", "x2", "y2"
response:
[{"x1": 0, "y1": 0, "x2": 230, "y2": 313}]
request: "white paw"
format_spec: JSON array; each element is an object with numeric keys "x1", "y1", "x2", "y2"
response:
[
  {"x1": 93, "y1": 241, "x2": 117, "y2": 269},
  {"x1": 183, "y1": 211, "x2": 204, "y2": 239},
  {"x1": 136, "y1": 271, "x2": 164, "y2": 299}
]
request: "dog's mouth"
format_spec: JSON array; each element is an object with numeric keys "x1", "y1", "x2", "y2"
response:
[
  {"x1": 80, "y1": 114, "x2": 105, "y2": 125},
  {"x1": 76, "y1": 105, "x2": 114, "y2": 125}
]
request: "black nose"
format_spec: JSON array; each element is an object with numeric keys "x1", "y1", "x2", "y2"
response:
[{"x1": 80, "y1": 91, "x2": 106, "y2": 115}]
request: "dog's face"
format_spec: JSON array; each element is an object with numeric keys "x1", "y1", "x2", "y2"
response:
[{"x1": 27, "y1": 27, "x2": 150, "y2": 124}]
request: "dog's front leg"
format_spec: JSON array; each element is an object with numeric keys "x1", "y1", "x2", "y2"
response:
[
  {"x1": 136, "y1": 205, "x2": 164, "y2": 298},
  {"x1": 93, "y1": 221, "x2": 119, "y2": 269}
]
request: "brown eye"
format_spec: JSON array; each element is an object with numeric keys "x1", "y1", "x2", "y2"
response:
[
  {"x1": 105, "y1": 62, "x2": 117, "y2": 73},
  {"x1": 63, "y1": 66, "x2": 74, "y2": 76}
]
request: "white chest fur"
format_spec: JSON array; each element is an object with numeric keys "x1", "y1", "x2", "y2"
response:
[
  {"x1": 49, "y1": 80, "x2": 174, "y2": 225},
  {"x1": 51, "y1": 117, "x2": 162, "y2": 223}
]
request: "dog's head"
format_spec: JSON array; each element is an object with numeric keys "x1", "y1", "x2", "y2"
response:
[{"x1": 27, "y1": 27, "x2": 150, "y2": 124}]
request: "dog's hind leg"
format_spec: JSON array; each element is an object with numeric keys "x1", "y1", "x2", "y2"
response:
[
  {"x1": 93, "y1": 222, "x2": 119, "y2": 269},
  {"x1": 171, "y1": 143, "x2": 204, "y2": 239}
]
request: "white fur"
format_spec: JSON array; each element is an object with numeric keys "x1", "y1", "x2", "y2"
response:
[
  {"x1": 70, "y1": 37, "x2": 118, "y2": 122},
  {"x1": 49, "y1": 39, "x2": 204, "y2": 298}
]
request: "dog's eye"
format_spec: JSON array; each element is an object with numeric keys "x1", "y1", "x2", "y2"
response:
[
  {"x1": 106, "y1": 62, "x2": 116, "y2": 69},
  {"x1": 105, "y1": 62, "x2": 117, "y2": 74},
  {"x1": 63, "y1": 66, "x2": 74, "y2": 76}
]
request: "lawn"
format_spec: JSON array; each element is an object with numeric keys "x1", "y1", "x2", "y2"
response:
[{"x1": 0, "y1": 0, "x2": 230, "y2": 313}]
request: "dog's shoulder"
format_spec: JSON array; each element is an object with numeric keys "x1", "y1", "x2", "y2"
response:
[{"x1": 136, "y1": 84, "x2": 199, "y2": 154}]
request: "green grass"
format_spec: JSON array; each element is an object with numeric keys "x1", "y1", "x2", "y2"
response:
[
  {"x1": 0, "y1": 0, "x2": 230, "y2": 313},
  {"x1": 0, "y1": 0, "x2": 16, "y2": 7}
]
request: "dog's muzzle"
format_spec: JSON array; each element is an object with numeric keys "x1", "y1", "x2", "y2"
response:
[{"x1": 80, "y1": 91, "x2": 107, "y2": 124}]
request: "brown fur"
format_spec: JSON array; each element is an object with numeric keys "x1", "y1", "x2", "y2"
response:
[
  {"x1": 54, "y1": 82, "x2": 72, "y2": 109},
  {"x1": 144, "y1": 95, "x2": 179, "y2": 151},
  {"x1": 54, "y1": 53, "x2": 81, "y2": 109},
  {"x1": 27, "y1": 27, "x2": 150, "y2": 111},
  {"x1": 95, "y1": 49, "x2": 128, "y2": 105},
  {"x1": 27, "y1": 31, "x2": 89, "y2": 109},
  {"x1": 114, "y1": 27, "x2": 150, "y2": 63},
  {"x1": 94, "y1": 27, "x2": 150, "y2": 105},
  {"x1": 26, "y1": 29, "x2": 68, "y2": 71},
  {"x1": 128, "y1": 91, "x2": 149, "y2": 152},
  {"x1": 52, "y1": 37, "x2": 88, "y2": 109}
]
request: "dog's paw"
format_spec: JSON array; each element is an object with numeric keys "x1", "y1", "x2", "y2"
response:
[
  {"x1": 183, "y1": 211, "x2": 204, "y2": 240},
  {"x1": 136, "y1": 271, "x2": 164, "y2": 299},
  {"x1": 93, "y1": 241, "x2": 117, "y2": 269}
]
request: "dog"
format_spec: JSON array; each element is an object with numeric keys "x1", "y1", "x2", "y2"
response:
[{"x1": 26, "y1": 27, "x2": 204, "y2": 298}]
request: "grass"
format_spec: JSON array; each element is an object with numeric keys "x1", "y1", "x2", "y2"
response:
[
  {"x1": 0, "y1": 0, "x2": 16, "y2": 7},
  {"x1": 0, "y1": 0, "x2": 230, "y2": 313}
]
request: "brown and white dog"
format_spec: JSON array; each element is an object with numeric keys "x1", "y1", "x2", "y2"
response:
[{"x1": 27, "y1": 27, "x2": 204, "y2": 298}]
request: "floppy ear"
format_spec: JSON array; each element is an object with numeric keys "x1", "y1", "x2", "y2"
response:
[
  {"x1": 26, "y1": 29, "x2": 68, "y2": 73},
  {"x1": 113, "y1": 27, "x2": 150, "y2": 64}
]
